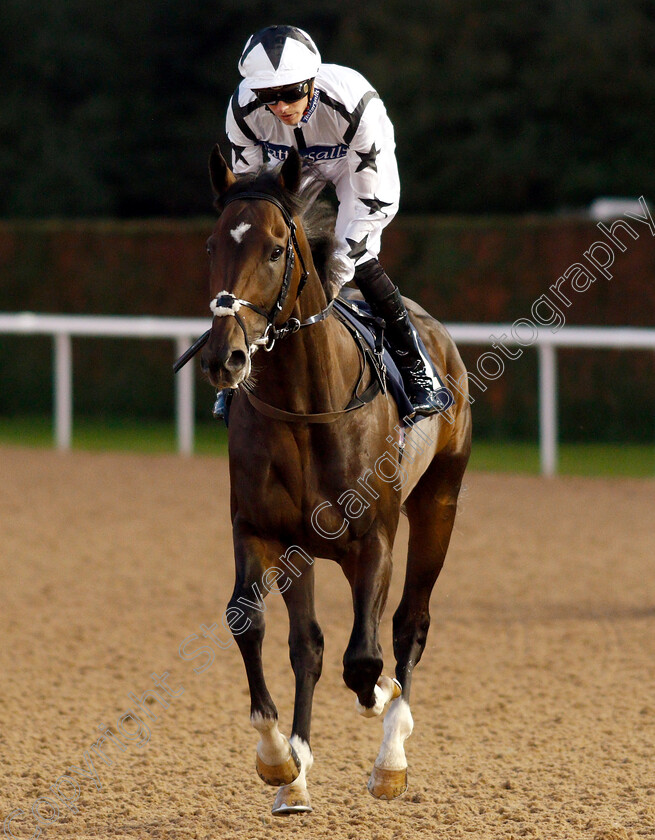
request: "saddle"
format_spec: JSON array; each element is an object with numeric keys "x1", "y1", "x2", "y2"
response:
[
  {"x1": 333, "y1": 289, "x2": 453, "y2": 422},
  {"x1": 332, "y1": 291, "x2": 414, "y2": 421}
]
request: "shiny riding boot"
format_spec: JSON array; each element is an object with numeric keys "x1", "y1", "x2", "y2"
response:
[
  {"x1": 371, "y1": 287, "x2": 446, "y2": 416},
  {"x1": 354, "y1": 260, "x2": 449, "y2": 417},
  {"x1": 212, "y1": 389, "x2": 232, "y2": 422}
]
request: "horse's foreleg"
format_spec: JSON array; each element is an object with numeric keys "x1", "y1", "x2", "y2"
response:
[
  {"x1": 369, "y1": 453, "x2": 467, "y2": 800},
  {"x1": 228, "y1": 524, "x2": 300, "y2": 788},
  {"x1": 367, "y1": 696, "x2": 414, "y2": 799},
  {"x1": 271, "y1": 563, "x2": 323, "y2": 815},
  {"x1": 251, "y1": 714, "x2": 301, "y2": 787},
  {"x1": 341, "y1": 535, "x2": 394, "y2": 711}
]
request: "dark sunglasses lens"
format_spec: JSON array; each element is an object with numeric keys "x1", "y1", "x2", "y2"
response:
[
  {"x1": 280, "y1": 88, "x2": 305, "y2": 103},
  {"x1": 254, "y1": 90, "x2": 276, "y2": 104},
  {"x1": 256, "y1": 82, "x2": 307, "y2": 105}
]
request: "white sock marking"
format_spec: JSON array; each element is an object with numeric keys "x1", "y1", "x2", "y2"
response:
[
  {"x1": 374, "y1": 698, "x2": 414, "y2": 770},
  {"x1": 230, "y1": 222, "x2": 251, "y2": 244},
  {"x1": 251, "y1": 712, "x2": 290, "y2": 765},
  {"x1": 287, "y1": 735, "x2": 313, "y2": 790},
  {"x1": 272, "y1": 736, "x2": 313, "y2": 813}
]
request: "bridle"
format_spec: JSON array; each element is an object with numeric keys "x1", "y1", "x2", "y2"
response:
[
  {"x1": 173, "y1": 190, "x2": 335, "y2": 373},
  {"x1": 174, "y1": 188, "x2": 384, "y2": 423},
  {"x1": 208, "y1": 191, "x2": 334, "y2": 355}
]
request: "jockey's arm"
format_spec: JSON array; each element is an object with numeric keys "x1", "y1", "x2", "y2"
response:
[
  {"x1": 225, "y1": 93, "x2": 265, "y2": 174},
  {"x1": 332, "y1": 96, "x2": 400, "y2": 284}
]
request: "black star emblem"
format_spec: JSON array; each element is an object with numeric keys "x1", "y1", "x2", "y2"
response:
[
  {"x1": 355, "y1": 144, "x2": 378, "y2": 173},
  {"x1": 240, "y1": 26, "x2": 318, "y2": 71},
  {"x1": 346, "y1": 233, "x2": 369, "y2": 262},
  {"x1": 360, "y1": 196, "x2": 393, "y2": 216},
  {"x1": 231, "y1": 143, "x2": 247, "y2": 166}
]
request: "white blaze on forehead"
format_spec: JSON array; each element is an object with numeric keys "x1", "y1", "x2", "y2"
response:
[{"x1": 230, "y1": 222, "x2": 251, "y2": 244}]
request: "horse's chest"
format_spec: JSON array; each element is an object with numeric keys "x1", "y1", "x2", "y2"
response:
[{"x1": 230, "y1": 433, "x2": 396, "y2": 548}]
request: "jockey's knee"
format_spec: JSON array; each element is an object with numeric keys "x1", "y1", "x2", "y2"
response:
[{"x1": 354, "y1": 259, "x2": 395, "y2": 300}]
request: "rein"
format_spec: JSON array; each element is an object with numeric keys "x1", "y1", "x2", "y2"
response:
[{"x1": 243, "y1": 376, "x2": 380, "y2": 423}]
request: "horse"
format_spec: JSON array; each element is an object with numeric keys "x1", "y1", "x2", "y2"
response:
[{"x1": 197, "y1": 145, "x2": 472, "y2": 815}]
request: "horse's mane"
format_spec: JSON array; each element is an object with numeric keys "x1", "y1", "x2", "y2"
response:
[{"x1": 216, "y1": 166, "x2": 341, "y2": 298}]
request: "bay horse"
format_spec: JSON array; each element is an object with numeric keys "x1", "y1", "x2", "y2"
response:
[{"x1": 198, "y1": 146, "x2": 471, "y2": 815}]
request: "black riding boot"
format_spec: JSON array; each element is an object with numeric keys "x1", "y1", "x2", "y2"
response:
[
  {"x1": 212, "y1": 389, "x2": 233, "y2": 423},
  {"x1": 354, "y1": 260, "x2": 450, "y2": 417}
]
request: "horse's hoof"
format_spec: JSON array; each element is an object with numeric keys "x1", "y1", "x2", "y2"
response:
[
  {"x1": 271, "y1": 784, "x2": 312, "y2": 815},
  {"x1": 367, "y1": 765, "x2": 408, "y2": 800},
  {"x1": 256, "y1": 743, "x2": 301, "y2": 787}
]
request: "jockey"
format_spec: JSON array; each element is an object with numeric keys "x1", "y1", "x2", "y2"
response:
[{"x1": 216, "y1": 24, "x2": 445, "y2": 418}]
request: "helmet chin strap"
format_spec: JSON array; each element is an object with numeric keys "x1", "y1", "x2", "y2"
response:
[{"x1": 300, "y1": 80, "x2": 316, "y2": 118}]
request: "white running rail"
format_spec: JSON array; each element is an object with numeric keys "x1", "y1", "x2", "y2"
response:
[{"x1": 1, "y1": 312, "x2": 654, "y2": 473}]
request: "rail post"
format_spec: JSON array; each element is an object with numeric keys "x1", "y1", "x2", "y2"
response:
[
  {"x1": 175, "y1": 336, "x2": 195, "y2": 455},
  {"x1": 54, "y1": 332, "x2": 73, "y2": 451},
  {"x1": 538, "y1": 342, "x2": 558, "y2": 476}
]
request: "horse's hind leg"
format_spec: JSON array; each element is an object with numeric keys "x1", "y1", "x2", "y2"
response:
[
  {"x1": 227, "y1": 521, "x2": 300, "y2": 789},
  {"x1": 394, "y1": 452, "x2": 468, "y2": 695},
  {"x1": 271, "y1": 562, "x2": 323, "y2": 815},
  {"x1": 341, "y1": 532, "x2": 396, "y2": 710},
  {"x1": 369, "y1": 451, "x2": 468, "y2": 800}
]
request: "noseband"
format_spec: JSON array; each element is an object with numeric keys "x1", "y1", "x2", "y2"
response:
[{"x1": 209, "y1": 191, "x2": 333, "y2": 353}]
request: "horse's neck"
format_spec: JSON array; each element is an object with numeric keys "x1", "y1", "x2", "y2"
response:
[{"x1": 252, "y1": 267, "x2": 358, "y2": 414}]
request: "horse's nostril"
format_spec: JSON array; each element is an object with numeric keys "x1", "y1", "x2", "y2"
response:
[{"x1": 226, "y1": 349, "x2": 247, "y2": 372}]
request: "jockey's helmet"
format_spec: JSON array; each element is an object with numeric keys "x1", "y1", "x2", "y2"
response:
[{"x1": 238, "y1": 25, "x2": 321, "y2": 90}]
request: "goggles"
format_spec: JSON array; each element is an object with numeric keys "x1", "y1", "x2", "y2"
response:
[{"x1": 254, "y1": 80, "x2": 312, "y2": 106}]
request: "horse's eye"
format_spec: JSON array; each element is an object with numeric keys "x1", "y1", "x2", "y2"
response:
[{"x1": 270, "y1": 246, "x2": 284, "y2": 262}]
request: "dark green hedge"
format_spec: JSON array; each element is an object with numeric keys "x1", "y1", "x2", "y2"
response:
[
  {"x1": 1, "y1": 216, "x2": 654, "y2": 440},
  {"x1": 3, "y1": 1, "x2": 655, "y2": 216}
]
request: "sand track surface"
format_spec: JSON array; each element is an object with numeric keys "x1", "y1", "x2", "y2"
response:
[{"x1": 1, "y1": 447, "x2": 654, "y2": 840}]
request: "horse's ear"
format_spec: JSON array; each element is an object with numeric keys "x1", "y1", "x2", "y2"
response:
[
  {"x1": 279, "y1": 148, "x2": 302, "y2": 194},
  {"x1": 209, "y1": 145, "x2": 236, "y2": 197}
]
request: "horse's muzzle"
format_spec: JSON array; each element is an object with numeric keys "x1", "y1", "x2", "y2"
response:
[
  {"x1": 200, "y1": 346, "x2": 249, "y2": 388},
  {"x1": 200, "y1": 335, "x2": 250, "y2": 388}
]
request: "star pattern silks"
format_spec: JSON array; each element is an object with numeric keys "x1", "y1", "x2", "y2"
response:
[
  {"x1": 346, "y1": 233, "x2": 370, "y2": 261},
  {"x1": 354, "y1": 144, "x2": 378, "y2": 173},
  {"x1": 360, "y1": 196, "x2": 393, "y2": 216},
  {"x1": 241, "y1": 26, "x2": 318, "y2": 71}
]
